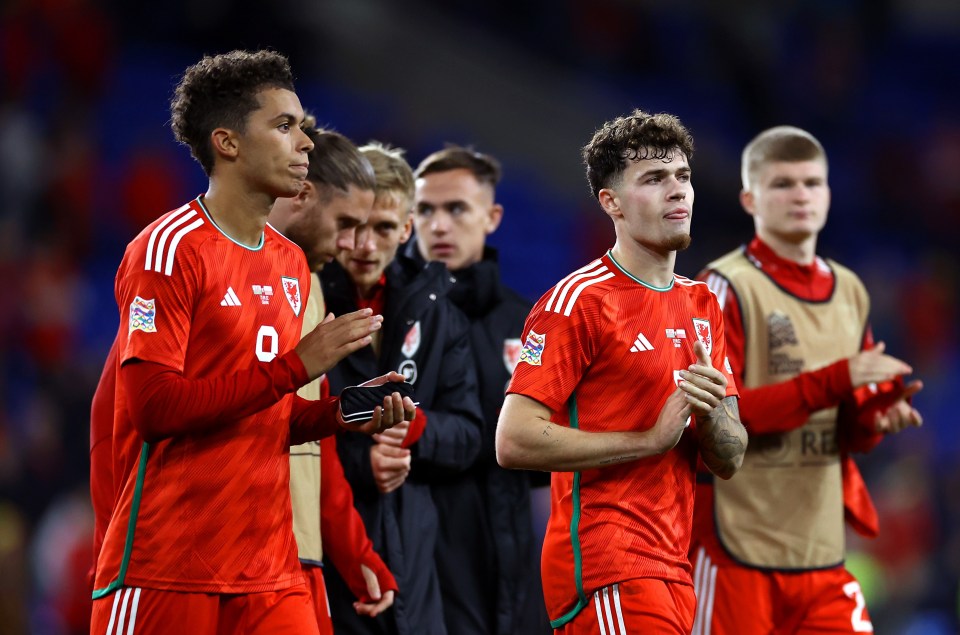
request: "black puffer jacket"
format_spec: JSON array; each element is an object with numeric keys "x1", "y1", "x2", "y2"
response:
[
  {"x1": 321, "y1": 254, "x2": 483, "y2": 635},
  {"x1": 406, "y1": 243, "x2": 550, "y2": 635}
]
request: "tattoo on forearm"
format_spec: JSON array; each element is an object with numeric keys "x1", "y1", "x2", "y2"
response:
[{"x1": 698, "y1": 396, "x2": 747, "y2": 477}]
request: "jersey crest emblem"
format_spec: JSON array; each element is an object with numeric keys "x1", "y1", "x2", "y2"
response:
[
  {"x1": 518, "y1": 330, "x2": 545, "y2": 367},
  {"x1": 402, "y1": 321, "x2": 421, "y2": 358},
  {"x1": 129, "y1": 296, "x2": 157, "y2": 334},
  {"x1": 281, "y1": 276, "x2": 301, "y2": 316},
  {"x1": 692, "y1": 318, "x2": 712, "y2": 354},
  {"x1": 503, "y1": 338, "x2": 522, "y2": 374}
]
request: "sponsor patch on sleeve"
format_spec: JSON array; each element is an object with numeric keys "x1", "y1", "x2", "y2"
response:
[
  {"x1": 518, "y1": 330, "x2": 545, "y2": 367},
  {"x1": 129, "y1": 296, "x2": 157, "y2": 334}
]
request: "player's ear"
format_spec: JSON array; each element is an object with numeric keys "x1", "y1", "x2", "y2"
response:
[
  {"x1": 598, "y1": 188, "x2": 622, "y2": 220},
  {"x1": 484, "y1": 204, "x2": 504, "y2": 235},
  {"x1": 739, "y1": 189, "x2": 756, "y2": 216},
  {"x1": 293, "y1": 180, "x2": 315, "y2": 208},
  {"x1": 298, "y1": 180, "x2": 315, "y2": 200},
  {"x1": 399, "y1": 211, "x2": 414, "y2": 244},
  {"x1": 210, "y1": 128, "x2": 239, "y2": 160}
]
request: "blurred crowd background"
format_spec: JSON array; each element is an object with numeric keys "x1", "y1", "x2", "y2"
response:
[{"x1": 1, "y1": 0, "x2": 957, "y2": 633}]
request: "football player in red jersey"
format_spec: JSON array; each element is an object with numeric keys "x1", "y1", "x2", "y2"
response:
[
  {"x1": 89, "y1": 50, "x2": 414, "y2": 635},
  {"x1": 689, "y1": 126, "x2": 922, "y2": 634},
  {"x1": 497, "y1": 109, "x2": 747, "y2": 634},
  {"x1": 267, "y1": 125, "x2": 399, "y2": 634}
]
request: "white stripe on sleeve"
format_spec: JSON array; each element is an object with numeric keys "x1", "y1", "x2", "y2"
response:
[
  {"x1": 546, "y1": 260, "x2": 602, "y2": 312},
  {"x1": 145, "y1": 205, "x2": 190, "y2": 271},
  {"x1": 163, "y1": 218, "x2": 204, "y2": 276},
  {"x1": 550, "y1": 266, "x2": 608, "y2": 314},
  {"x1": 562, "y1": 272, "x2": 615, "y2": 316},
  {"x1": 151, "y1": 211, "x2": 197, "y2": 272}
]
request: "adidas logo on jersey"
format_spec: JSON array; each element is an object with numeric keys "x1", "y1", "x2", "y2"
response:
[
  {"x1": 220, "y1": 287, "x2": 241, "y2": 307},
  {"x1": 630, "y1": 332, "x2": 654, "y2": 352}
]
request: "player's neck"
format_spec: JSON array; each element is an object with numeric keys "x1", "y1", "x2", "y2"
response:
[
  {"x1": 203, "y1": 180, "x2": 274, "y2": 248},
  {"x1": 356, "y1": 281, "x2": 376, "y2": 300},
  {"x1": 756, "y1": 229, "x2": 817, "y2": 265},
  {"x1": 610, "y1": 241, "x2": 676, "y2": 288}
]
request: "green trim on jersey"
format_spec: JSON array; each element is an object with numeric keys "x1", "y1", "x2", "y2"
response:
[
  {"x1": 196, "y1": 196, "x2": 265, "y2": 251},
  {"x1": 550, "y1": 393, "x2": 590, "y2": 628},
  {"x1": 92, "y1": 442, "x2": 150, "y2": 599},
  {"x1": 607, "y1": 249, "x2": 675, "y2": 291}
]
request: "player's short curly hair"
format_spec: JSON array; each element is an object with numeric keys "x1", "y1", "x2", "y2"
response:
[
  {"x1": 583, "y1": 109, "x2": 694, "y2": 199},
  {"x1": 170, "y1": 49, "x2": 295, "y2": 176}
]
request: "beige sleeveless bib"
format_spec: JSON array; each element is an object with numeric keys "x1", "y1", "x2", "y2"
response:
[
  {"x1": 709, "y1": 249, "x2": 868, "y2": 569},
  {"x1": 290, "y1": 272, "x2": 324, "y2": 563}
]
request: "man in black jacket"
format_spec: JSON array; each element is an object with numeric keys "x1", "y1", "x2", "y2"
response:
[
  {"x1": 321, "y1": 142, "x2": 483, "y2": 635},
  {"x1": 410, "y1": 146, "x2": 550, "y2": 635}
]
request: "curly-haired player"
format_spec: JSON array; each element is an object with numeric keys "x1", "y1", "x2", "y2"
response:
[
  {"x1": 497, "y1": 109, "x2": 747, "y2": 634},
  {"x1": 89, "y1": 49, "x2": 415, "y2": 635}
]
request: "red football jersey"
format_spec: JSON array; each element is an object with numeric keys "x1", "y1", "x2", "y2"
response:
[
  {"x1": 93, "y1": 197, "x2": 311, "y2": 595},
  {"x1": 89, "y1": 339, "x2": 120, "y2": 581},
  {"x1": 507, "y1": 251, "x2": 738, "y2": 625}
]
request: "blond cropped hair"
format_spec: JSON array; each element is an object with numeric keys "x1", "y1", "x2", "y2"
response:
[{"x1": 360, "y1": 142, "x2": 415, "y2": 213}]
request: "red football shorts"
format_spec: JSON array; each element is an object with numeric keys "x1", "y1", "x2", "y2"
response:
[
  {"x1": 691, "y1": 546, "x2": 874, "y2": 634},
  {"x1": 90, "y1": 584, "x2": 320, "y2": 635},
  {"x1": 554, "y1": 578, "x2": 696, "y2": 635},
  {"x1": 302, "y1": 563, "x2": 334, "y2": 635}
]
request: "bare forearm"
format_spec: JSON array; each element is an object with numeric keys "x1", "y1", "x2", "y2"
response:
[
  {"x1": 498, "y1": 420, "x2": 657, "y2": 471},
  {"x1": 496, "y1": 395, "x2": 660, "y2": 472},
  {"x1": 697, "y1": 396, "x2": 747, "y2": 479}
]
